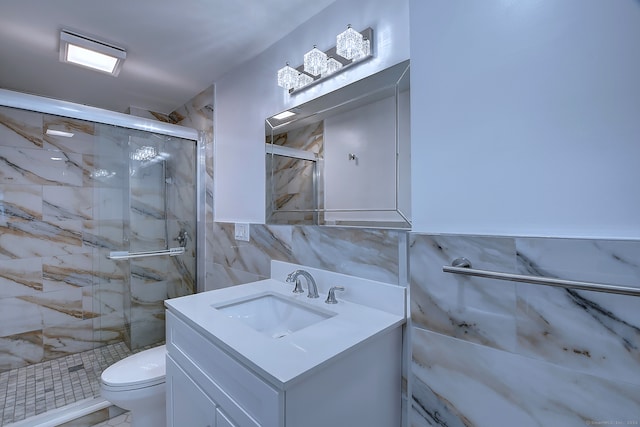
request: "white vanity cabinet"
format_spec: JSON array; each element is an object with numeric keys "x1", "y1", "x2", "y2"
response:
[
  {"x1": 165, "y1": 309, "x2": 403, "y2": 427},
  {"x1": 166, "y1": 356, "x2": 247, "y2": 427},
  {"x1": 166, "y1": 357, "x2": 217, "y2": 426},
  {"x1": 166, "y1": 311, "x2": 276, "y2": 427}
]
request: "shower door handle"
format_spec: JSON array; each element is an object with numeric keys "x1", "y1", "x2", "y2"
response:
[{"x1": 107, "y1": 247, "x2": 185, "y2": 260}]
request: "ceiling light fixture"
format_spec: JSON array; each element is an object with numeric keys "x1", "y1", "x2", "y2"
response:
[
  {"x1": 59, "y1": 30, "x2": 126, "y2": 76},
  {"x1": 276, "y1": 26, "x2": 373, "y2": 94},
  {"x1": 272, "y1": 111, "x2": 296, "y2": 120}
]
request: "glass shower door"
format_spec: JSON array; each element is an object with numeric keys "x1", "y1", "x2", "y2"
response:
[
  {"x1": 92, "y1": 123, "x2": 197, "y2": 365},
  {"x1": 0, "y1": 95, "x2": 199, "y2": 423},
  {"x1": 126, "y1": 131, "x2": 197, "y2": 350}
]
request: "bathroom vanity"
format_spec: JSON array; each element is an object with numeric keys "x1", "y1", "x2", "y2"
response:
[{"x1": 164, "y1": 262, "x2": 406, "y2": 427}]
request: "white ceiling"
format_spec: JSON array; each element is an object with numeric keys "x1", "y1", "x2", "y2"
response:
[{"x1": 0, "y1": 0, "x2": 337, "y2": 114}]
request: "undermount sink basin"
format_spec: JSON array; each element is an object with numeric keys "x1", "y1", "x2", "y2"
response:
[{"x1": 215, "y1": 293, "x2": 334, "y2": 339}]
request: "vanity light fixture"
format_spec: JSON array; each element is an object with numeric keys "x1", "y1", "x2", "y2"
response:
[
  {"x1": 276, "y1": 26, "x2": 373, "y2": 94},
  {"x1": 59, "y1": 30, "x2": 126, "y2": 76}
]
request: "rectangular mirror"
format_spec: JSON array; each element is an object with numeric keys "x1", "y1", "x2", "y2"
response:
[{"x1": 265, "y1": 60, "x2": 410, "y2": 229}]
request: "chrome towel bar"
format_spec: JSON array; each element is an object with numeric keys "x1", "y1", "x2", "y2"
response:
[
  {"x1": 108, "y1": 247, "x2": 185, "y2": 260},
  {"x1": 443, "y1": 257, "x2": 640, "y2": 297}
]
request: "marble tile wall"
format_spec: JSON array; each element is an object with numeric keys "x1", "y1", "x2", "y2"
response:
[
  {"x1": 134, "y1": 86, "x2": 214, "y2": 294},
  {"x1": 0, "y1": 95, "x2": 200, "y2": 366},
  {"x1": 410, "y1": 234, "x2": 640, "y2": 426},
  {"x1": 206, "y1": 222, "x2": 402, "y2": 289},
  {"x1": 0, "y1": 106, "x2": 128, "y2": 372}
]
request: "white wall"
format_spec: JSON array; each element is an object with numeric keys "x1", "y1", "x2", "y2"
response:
[
  {"x1": 214, "y1": 0, "x2": 410, "y2": 223},
  {"x1": 410, "y1": 0, "x2": 640, "y2": 238}
]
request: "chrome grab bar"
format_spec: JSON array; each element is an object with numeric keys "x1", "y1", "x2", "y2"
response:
[
  {"x1": 443, "y1": 257, "x2": 640, "y2": 297},
  {"x1": 107, "y1": 247, "x2": 185, "y2": 260}
]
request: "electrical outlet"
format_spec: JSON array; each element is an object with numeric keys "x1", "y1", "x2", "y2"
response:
[{"x1": 234, "y1": 223, "x2": 250, "y2": 242}]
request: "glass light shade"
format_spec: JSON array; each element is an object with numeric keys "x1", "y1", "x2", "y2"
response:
[
  {"x1": 352, "y1": 37, "x2": 371, "y2": 61},
  {"x1": 294, "y1": 72, "x2": 314, "y2": 90},
  {"x1": 277, "y1": 63, "x2": 298, "y2": 90},
  {"x1": 361, "y1": 38, "x2": 371, "y2": 58},
  {"x1": 336, "y1": 25, "x2": 363, "y2": 60},
  {"x1": 303, "y1": 45, "x2": 327, "y2": 76},
  {"x1": 322, "y1": 57, "x2": 343, "y2": 78}
]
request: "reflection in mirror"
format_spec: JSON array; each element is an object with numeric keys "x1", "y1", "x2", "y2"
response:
[{"x1": 266, "y1": 60, "x2": 410, "y2": 229}]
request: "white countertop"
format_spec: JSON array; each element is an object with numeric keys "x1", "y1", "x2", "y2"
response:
[{"x1": 164, "y1": 278, "x2": 405, "y2": 389}]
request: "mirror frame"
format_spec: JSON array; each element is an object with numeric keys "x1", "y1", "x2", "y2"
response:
[{"x1": 265, "y1": 59, "x2": 410, "y2": 229}]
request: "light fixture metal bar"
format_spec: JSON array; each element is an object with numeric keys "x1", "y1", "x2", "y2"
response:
[{"x1": 289, "y1": 27, "x2": 374, "y2": 95}]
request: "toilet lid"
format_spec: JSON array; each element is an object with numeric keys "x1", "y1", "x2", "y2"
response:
[{"x1": 101, "y1": 345, "x2": 166, "y2": 388}]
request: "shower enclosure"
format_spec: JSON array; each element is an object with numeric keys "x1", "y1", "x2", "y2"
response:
[{"x1": 0, "y1": 89, "x2": 200, "y2": 425}]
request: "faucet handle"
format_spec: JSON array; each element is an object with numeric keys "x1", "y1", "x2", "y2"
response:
[
  {"x1": 285, "y1": 270, "x2": 297, "y2": 283},
  {"x1": 325, "y1": 286, "x2": 345, "y2": 304}
]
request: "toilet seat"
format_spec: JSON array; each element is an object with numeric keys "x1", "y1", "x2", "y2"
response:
[{"x1": 101, "y1": 344, "x2": 166, "y2": 389}]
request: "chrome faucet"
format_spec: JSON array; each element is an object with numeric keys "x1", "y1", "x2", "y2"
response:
[{"x1": 286, "y1": 270, "x2": 319, "y2": 298}]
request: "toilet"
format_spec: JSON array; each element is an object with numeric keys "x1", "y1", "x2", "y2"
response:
[{"x1": 100, "y1": 345, "x2": 167, "y2": 427}]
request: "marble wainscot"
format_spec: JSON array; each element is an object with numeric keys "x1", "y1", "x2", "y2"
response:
[
  {"x1": 410, "y1": 234, "x2": 640, "y2": 426},
  {"x1": 207, "y1": 222, "x2": 403, "y2": 291}
]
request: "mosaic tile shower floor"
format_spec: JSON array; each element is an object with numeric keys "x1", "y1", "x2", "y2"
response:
[{"x1": 0, "y1": 342, "x2": 131, "y2": 426}]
